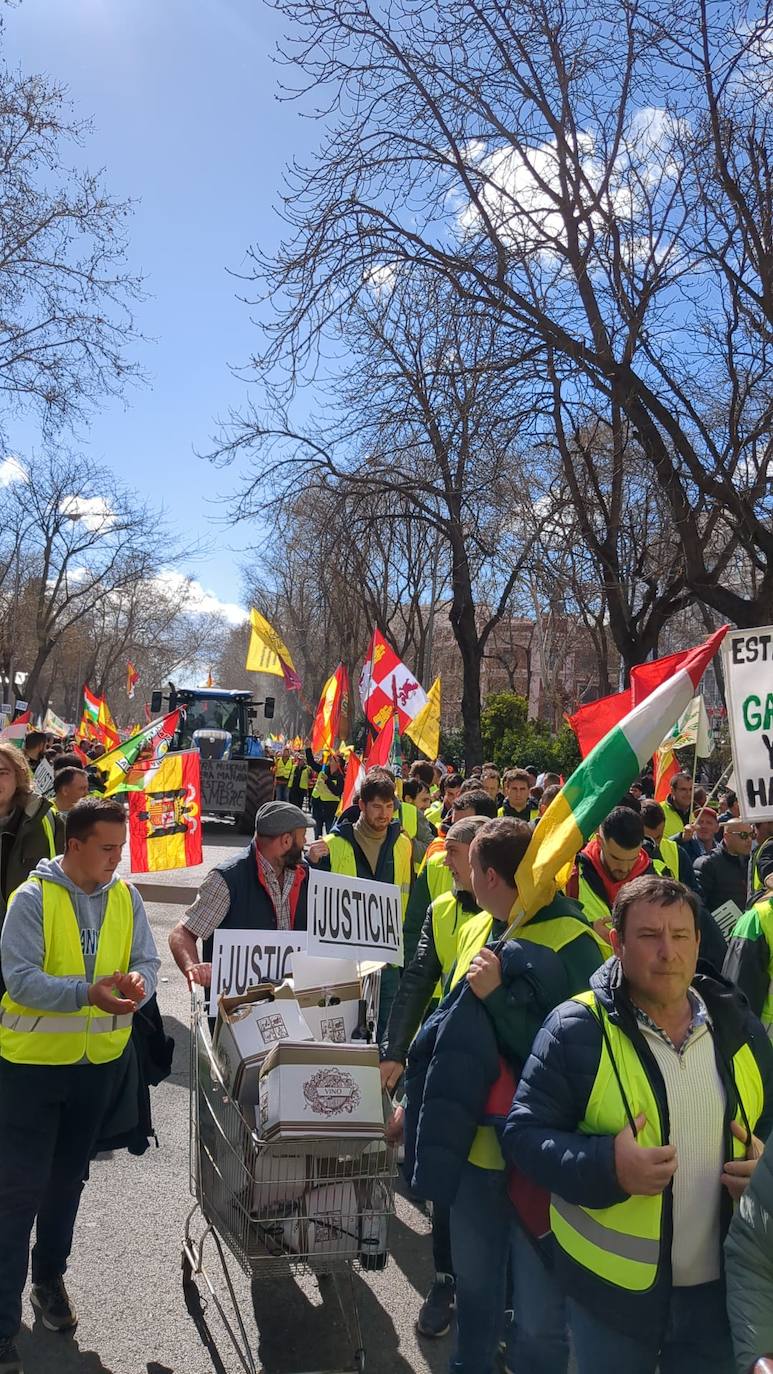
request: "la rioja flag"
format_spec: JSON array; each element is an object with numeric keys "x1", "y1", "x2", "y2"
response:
[{"x1": 359, "y1": 630, "x2": 427, "y2": 733}]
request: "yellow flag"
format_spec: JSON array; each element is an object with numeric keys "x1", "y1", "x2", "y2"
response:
[
  {"x1": 405, "y1": 676, "x2": 441, "y2": 758},
  {"x1": 245, "y1": 609, "x2": 297, "y2": 677}
]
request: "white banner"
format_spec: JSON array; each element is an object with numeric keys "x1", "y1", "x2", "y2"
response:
[
  {"x1": 723, "y1": 626, "x2": 773, "y2": 820},
  {"x1": 209, "y1": 928, "x2": 307, "y2": 1015},
  {"x1": 33, "y1": 758, "x2": 55, "y2": 799},
  {"x1": 305, "y1": 869, "x2": 404, "y2": 966}
]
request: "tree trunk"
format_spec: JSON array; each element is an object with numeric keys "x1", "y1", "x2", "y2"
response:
[
  {"x1": 447, "y1": 540, "x2": 483, "y2": 767},
  {"x1": 23, "y1": 643, "x2": 54, "y2": 715}
]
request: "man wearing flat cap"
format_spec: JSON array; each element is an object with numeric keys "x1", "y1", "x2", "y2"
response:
[{"x1": 169, "y1": 801, "x2": 309, "y2": 988}]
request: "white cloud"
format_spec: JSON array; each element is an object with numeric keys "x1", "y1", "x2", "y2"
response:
[
  {"x1": 457, "y1": 107, "x2": 685, "y2": 261},
  {"x1": 60, "y1": 494, "x2": 115, "y2": 531},
  {"x1": 0, "y1": 455, "x2": 28, "y2": 487},
  {"x1": 153, "y1": 570, "x2": 248, "y2": 626}
]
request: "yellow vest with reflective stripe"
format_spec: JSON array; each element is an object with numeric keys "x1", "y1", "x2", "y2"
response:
[
  {"x1": 661, "y1": 801, "x2": 689, "y2": 840},
  {"x1": 325, "y1": 831, "x2": 412, "y2": 917},
  {"x1": 400, "y1": 801, "x2": 418, "y2": 839},
  {"x1": 551, "y1": 990, "x2": 763, "y2": 1291},
  {"x1": 426, "y1": 851, "x2": 454, "y2": 904},
  {"x1": 425, "y1": 801, "x2": 443, "y2": 829},
  {"x1": 430, "y1": 890, "x2": 481, "y2": 1000},
  {"x1": 41, "y1": 810, "x2": 56, "y2": 858},
  {"x1": 0, "y1": 878, "x2": 135, "y2": 1066},
  {"x1": 274, "y1": 757, "x2": 293, "y2": 783},
  {"x1": 653, "y1": 836, "x2": 680, "y2": 879},
  {"x1": 312, "y1": 770, "x2": 341, "y2": 804}
]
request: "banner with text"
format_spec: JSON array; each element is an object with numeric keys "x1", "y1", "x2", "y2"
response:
[
  {"x1": 723, "y1": 626, "x2": 773, "y2": 820},
  {"x1": 306, "y1": 869, "x2": 404, "y2": 966},
  {"x1": 209, "y1": 928, "x2": 307, "y2": 1014}
]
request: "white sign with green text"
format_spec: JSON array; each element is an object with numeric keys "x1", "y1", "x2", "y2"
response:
[{"x1": 723, "y1": 626, "x2": 773, "y2": 820}]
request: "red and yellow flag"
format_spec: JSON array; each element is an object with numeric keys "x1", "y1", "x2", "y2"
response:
[
  {"x1": 128, "y1": 749, "x2": 202, "y2": 872},
  {"x1": 311, "y1": 663, "x2": 349, "y2": 754},
  {"x1": 127, "y1": 662, "x2": 139, "y2": 699}
]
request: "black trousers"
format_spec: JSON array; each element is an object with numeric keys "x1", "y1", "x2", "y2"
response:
[
  {"x1": 0, "y1": 1055, "x2": 121, "y2": 1338},
  {"x1": 312, "y1": 798, "x2": 339, "y2": 839},
  {"x1": 432, "y1": 1202, "x2": 454, "y2": 1276}
]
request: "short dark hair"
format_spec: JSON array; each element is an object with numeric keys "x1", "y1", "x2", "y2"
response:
[
  {"x1": 444, "y1": 772, "x2": 464, "y2": 791},
  {"x1": 409, "y1": 760, "x2": 435, "y2": 787},
  {"x1": 453, "y1": 789, "x2": 498, "y2": 818},
  {"x1": 542, "y1": 772, "x2": 560, "y2": 787},
  {"x1": 24, "y1": 730, "x2": 46, "y2": 750},
  {"x1": 641, "y1": 801, "x2": 665, "y2": 830},
  {"x1": 53, "y1": 752, "x2": 83, "y2": 773},
  {"x1": 53, "y1": 766, "x2": 88, "y2": 795},
  {"x1": 670, "y1": 771, "x2": 693, "y2": 790},
  {"x1": 612, "y1": 874, "x2": 700, "y2": 936},
  {"x1": 600, "y1": 806, "x2": 645, "y2": 850},
  {"x1": 360, "y1": 773, "x2": 396, "y2": 804},
  {"x1": 722, "y1": 790, "x2": 737, "y2": 807},
  {"x1": 470, "y1": 817, "x2": 531, "y2": 889},
  {"x1": 64, "y1": 796, "x2": 126, "y2": 847},
  {"x1": 504, "y1": 768, "x2": 530, "y2": 785},
  {"x1": 617, "y1": 791, "x2": 642, "y2": 813},
  {"x1": 541, "y1": 783, "x2": 560, "y2": 809},
  {"x1": 403, "y1": 776, "x2": 427, "y2": 802}
]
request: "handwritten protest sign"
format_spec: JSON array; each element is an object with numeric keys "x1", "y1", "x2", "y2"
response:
[
  {"x1": 209, "y1": 928, "x2": 307, "y2": 1014},
  {"x1": 723, "y1": 627, "x2": 773, "y2": 819},
  {"x1": 305, "y1": 869, "x2": 404, "y2": 966}
]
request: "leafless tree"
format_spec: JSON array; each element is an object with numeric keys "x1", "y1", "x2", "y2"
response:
[
  {"x1": 0, "y1": 54, "x2": 142, "y2": 435},
  {"x1": 228, "y1": 0, "x2": 773, "y2": 628},
  {"x1": 215, "y1": 271, "x2": 546, "y2": 763}
]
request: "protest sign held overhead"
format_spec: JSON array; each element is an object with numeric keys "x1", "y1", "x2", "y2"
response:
[
  {"x1": 723, "y1": 626, "x2": 773, "y2": 818},
  {"x1": 306, "y1": 869, "x2": 404, "y2": 966},
  {"x1": 209, "y1": 928, "x2": 308, "y2": 1014}
]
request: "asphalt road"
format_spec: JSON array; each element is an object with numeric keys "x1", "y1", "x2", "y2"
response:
[{"x1": 16, "y1": 823, "x2": 449, "y2": 1374}]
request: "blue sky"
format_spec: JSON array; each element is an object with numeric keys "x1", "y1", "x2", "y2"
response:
[{"x1": 4, "y1": 0, "x2": 309, "y2": 620}]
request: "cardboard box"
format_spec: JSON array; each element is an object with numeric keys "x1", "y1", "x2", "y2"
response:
[
  {"x1": 248, "y1": 1136, "x2": 309, "y2": 1215},
  {"x1": 258, "y1": 1042, "x2": 385, "y2": 1141},
  {"x1": 213, "y1": 984, "x2": 313, "y2": 1106},
  {"x1": 286, "y1": 953, "x2": 363, "y2": 1043}
]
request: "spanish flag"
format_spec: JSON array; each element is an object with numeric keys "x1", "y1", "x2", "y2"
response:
[
  {"x1": 311, "y1": 663, "x2": 349, "y2": 754},
  {"x1": 128, "y1": 749, "x2": 202, "y2": 872},
  {"x1": 126, "y1": 662, "x2": 139, "y2": 700},
  {"x1": 245, "y1": 610, "x2": 302, "y2": 692}
]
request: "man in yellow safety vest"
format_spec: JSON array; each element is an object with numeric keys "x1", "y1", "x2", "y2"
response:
[
  {"x1": 0, "y1": 796, "x2": 160, "y2": 1371},
  {"x1": 504, "y1": 874, "x2": 773, "y2": 1374}
]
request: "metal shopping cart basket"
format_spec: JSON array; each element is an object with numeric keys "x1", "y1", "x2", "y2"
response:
[{"x1": 182, "y1": 986, "x2": 397, "y2": 1374}]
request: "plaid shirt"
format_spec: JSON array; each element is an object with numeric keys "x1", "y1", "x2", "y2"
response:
[
  {"x1": 633, "y1": 988, "x2": 711, "y2": 1059},
  {"x1": 182, "y1": 854, "x2": 294, "y2": 939}
]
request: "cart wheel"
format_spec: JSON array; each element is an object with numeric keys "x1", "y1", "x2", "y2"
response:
[
  {"x1": 354, "y1": 1348, "x2": 365, "y2": 1374},
  {"x1": 181, "y1": 1251, "x2": 193, "y2": 1288}
]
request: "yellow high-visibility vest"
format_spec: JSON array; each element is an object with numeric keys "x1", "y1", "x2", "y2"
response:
[
  {"x1": 551, "y1": 990, "x2": 762, "y2": 1291},
  {"x1": 0, "y1": 877, "x2": 134, "y2": 1066},
  {"x1": 326, "y1": 831, "x2": 412, "y2": 917}
]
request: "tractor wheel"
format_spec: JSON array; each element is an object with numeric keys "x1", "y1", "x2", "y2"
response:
[{"x1": 235, "y1": 764, "x2": 273, "y2": 832}]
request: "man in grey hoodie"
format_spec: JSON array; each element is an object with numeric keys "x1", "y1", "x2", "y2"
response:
[{"x1": 0, "y1": 796, "x2": 160, "y2": 1374}]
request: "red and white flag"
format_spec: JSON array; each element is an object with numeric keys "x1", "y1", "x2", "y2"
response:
[{"x1": 359, "y1": 630, "x2": 427, "y2": 733}]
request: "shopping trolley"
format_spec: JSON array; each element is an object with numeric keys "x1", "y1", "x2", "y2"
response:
[{"x1": 182, "y1": 986, "x2": 397, "y2": 1374}]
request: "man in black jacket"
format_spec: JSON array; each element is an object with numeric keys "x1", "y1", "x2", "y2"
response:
[
  {"x1": 168, "y1": 801, "x2": 309, "y2": 988},
  {"x1": 504, "y1": 874, "x2": 773, "y2": 1374},
  {"x1": 695, "y1": 818, "x2": 753, "y2": 934}
]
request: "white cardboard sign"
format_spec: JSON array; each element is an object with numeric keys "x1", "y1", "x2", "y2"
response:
[
  {"x1": 305, "y1": 869, "x2": 404, "y2": 966},
  {"x1": 209, "y1": 928, "x2": 307, "y2": 1014},
  {"x1": 723, "y1": 627, "x2": 773, "y2": 819}
]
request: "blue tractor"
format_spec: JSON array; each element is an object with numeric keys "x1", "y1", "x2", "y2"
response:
[{"x1": 149, "y1": 686, "x2": 276, "y2": 832}]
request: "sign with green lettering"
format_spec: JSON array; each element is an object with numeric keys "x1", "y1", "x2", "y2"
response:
[{"x1": 723, "y1": 627, "x2": 773, "y2": 819}]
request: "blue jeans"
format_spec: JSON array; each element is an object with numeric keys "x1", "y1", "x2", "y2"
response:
[
  {"x1": 569, "y1": 1281, "x2": 734, "y2": 1374},
  {"x1": 449, "y1": 1163, "x2": 513, "y2": 1374},
  {"x1": 507, "y1": 1226, "x2": 569, "y2": 1374},
  {"x1": 274, "y1": 782, "x2": 289, "y2": 802}
]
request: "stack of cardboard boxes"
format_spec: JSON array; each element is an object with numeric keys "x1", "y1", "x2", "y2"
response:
[{"x1": 211, "y1": 955, "x2": 389, "y2": 1262}]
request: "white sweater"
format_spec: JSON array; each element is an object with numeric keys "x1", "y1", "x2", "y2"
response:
[{"x1": 639, "y1": 1019, "x2": 725, "y2": 1286}]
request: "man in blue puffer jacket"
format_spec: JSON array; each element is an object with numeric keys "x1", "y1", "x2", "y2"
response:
[{"x1": 504, "y1": 874, "x2": 773, "y2": 1374}]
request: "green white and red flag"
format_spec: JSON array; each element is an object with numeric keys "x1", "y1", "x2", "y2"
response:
[{"x1": 513, "y1": 626, "x2": 728, "y2": 927}]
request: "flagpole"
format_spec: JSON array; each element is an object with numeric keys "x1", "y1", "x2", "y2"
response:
[{"x1": 690, "y1": 687, "x2": 702, "y2": 812}]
